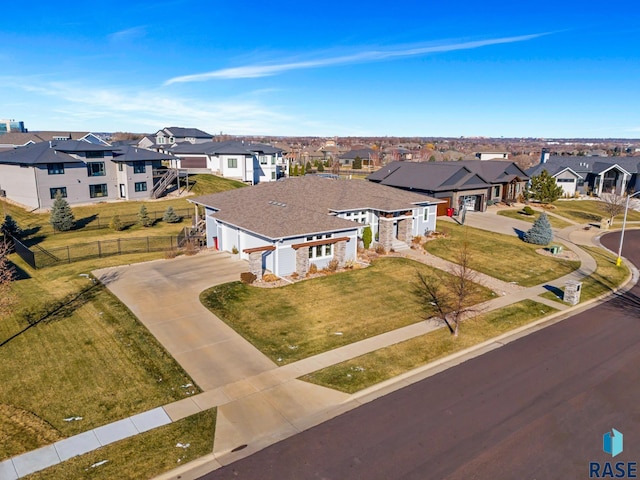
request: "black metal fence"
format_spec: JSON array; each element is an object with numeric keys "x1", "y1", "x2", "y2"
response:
[
  {"x1": 59, "y1": 207, "x2": 195, "y2": 233},
  {"x1": 11, "y1": 235, "x2": 182, "y2": 269}
]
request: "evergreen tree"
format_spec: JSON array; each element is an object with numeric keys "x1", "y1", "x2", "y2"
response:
[
  {"x1": 305, "y1": 161, "x2": 312, "y2": 173},
  {"x1": 523, "y1": 212, "x2": 553, "y2": 245},
  {"x1": 293, "y1": 164, "x2": 299, "y2": 176},
  {"x1": 528, "y1": 170, "x2": 564, "y2": 204},
  {"x1": 352, "y1": 156, "x2": 362, "y2": 170},
  {"x1": 109, "y1": 215, "x2": 124, "y2": 231},
  {"x1": 317, "y1": 162, "x2": 325, "y2": 172},
  {"x1": 162, "y1": 206, "x2": 181, "y2": 223},
  {"x1": 300, "y1": 164, "x2": 306, "y2": 176},
  {"x1": 362, "y1": 225, "x2": 373, "y2": 249},
  {"x1": 1, "y1": 215, "x2": 21, "y2": 239},
  {"x1": 138, "y1": 205, "x2": 153, "y2": 227},
  {"x1": 50, "y1": 191, "x2": 75, "y2": 231}
]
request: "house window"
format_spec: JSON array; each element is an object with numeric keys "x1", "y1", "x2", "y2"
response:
[
  {"x1": 271, "y1": 156, "x2": 275, "y2": 165},
  {"x1": 228, "y1": 158, "x2": 238, "y2": 168},
  {"x1": 86, "y1": 151, "x2": 104, "y2": 159},
  {"x1": 271, "y1": 172, "x2": 276, "y2": 180},
  {"x1": 134, "y1": 181, "x2": 147, "y2": 192},
  {"x1": 50, "y1": 187, "x2": 67, "y2": 199},
  {"x1": 557, "y1": 178, "x2": 575, "y2": 183},
  {"x1": 577, "y1": 179, "x2": 585, "y2": 186},
  {"x1": 133, "y1": 162, "x2": 146, "y2": 174},
  {"x1": 259, "y1": 156, "x2": 267, "y2": 165},
  {"x1": 89, "y1": 184, "x2": 108, "y2": 198},
  {"x1": 307, "y1": 234, "x2": 333, "y2": 259},
  {"x1": 87, "y1": 162, "x2": 106, "y2": 177},
  {"x1": 157, "y1": 136, "x2": 165, "y2": 144},
  {"x1": 118, "y1": 163, "x2": 124, "y2": 172},
  {"x1": 47, "y1": 163, "x2": 64, "y2": 175},
  {"x1": 494, "y1": 186, "x2": 500, "y2": 197}
]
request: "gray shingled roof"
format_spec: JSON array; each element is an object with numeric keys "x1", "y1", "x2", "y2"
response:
[
  {"x1": 171, "y1": 140, "x2": 282, "y2": 156},
  {"x1": 112, "y1": 145, "x2": 178, "y2": 162},
  {"x1": 191, "y1": 175, "x2": 441, "y2": 239},
  {"x1": 163, "y1": 127, "x2": 212, "y2": 138},
  {"x1": 367, "y1": 161, "x2": 492, "y2": 191},
  {"x1": 0, "y1": 140, "x2": 112, "y2": 166},
  {"x1": 339, "y1": 148, "x2": 376, "y2": 160},
  {"x1": 526, "y1": 156, "x2": 640, "y2": 177}
]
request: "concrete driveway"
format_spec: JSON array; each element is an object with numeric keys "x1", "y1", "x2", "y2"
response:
[{"x1": 93, "y1": 251, "x2": 276, "y2": 391}]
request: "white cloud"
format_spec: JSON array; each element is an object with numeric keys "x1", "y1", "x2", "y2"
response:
[
  {"x1": 108, "y1": 26, "x2": 147, "y2": 43},
  {"x1": 165, "y1": 33, "x2": 550, "y2": 84}
]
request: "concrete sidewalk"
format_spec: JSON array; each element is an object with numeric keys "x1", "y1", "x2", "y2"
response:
[{"x1": 2, "y1": 218, "x2": 627, "y2": 479}]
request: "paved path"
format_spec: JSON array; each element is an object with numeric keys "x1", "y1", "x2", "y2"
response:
[{"x1": 2, "y1": 215, "x2": 632, "y2": 479}]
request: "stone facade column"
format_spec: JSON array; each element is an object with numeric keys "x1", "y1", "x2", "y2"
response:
[
  {"x1": 334, "y1": 240, "x2": 347, "y2": 266},
  {"x1": 248, "y1": 251, "x2": 263, "y2": 279},
  {"x1": 378, "y1": 217, "x2": 394, "y2": 252},
  {"x1": 397, "y1": 217, "x2": 412, "y2": 243},
  {"x1": 296, "y1": 248, "x2": 309, "y2": 276}
]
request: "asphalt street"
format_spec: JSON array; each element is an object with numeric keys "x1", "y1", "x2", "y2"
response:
[{"x1": 200, "y1": 230, "x2": 640, "y2": 480}]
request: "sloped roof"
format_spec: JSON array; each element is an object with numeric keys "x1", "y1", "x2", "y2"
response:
[
  {"x1": 191, "y1": 175, "x2": 441, "y2": 239},
  {"x1": 112, "y1": 145, "x2": 178, "y2": 162},
  {"x1": 526, "y1": 156, "x2": 640, "y2": 177},
  {"x1": 162, "y1": 127, "x2": 212, "y2": 138},
  {"x1": 0, "y1": 141, "x2": 100, "y2": 165},
  {"x1": 171, "y1": 140, "x2": 281, "y2": 156},
  {"x1": 455, "y1": 160, "x2": 529, "y2": 183},
  {"x1": 339, "y1": 148, "x2": 376, "y2": 160}
]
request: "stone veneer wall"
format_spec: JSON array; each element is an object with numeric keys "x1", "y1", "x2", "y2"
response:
[
  {"x1": 296, "y1": 248, "x2": 309, "y2": 276},
  {"x1": 334, "y1": 240, "x2": 347, "y2": 266},
  {"x1": 397, "y1": 216, "x2": 413, "y2": 242},
  {"x1": 378, "y1": 217, "x2": 394, "y2": 252},
  {"x1": 248, "y1": 251, "x2": 263, "y2": 279}
]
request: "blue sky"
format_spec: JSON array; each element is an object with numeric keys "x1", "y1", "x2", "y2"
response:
[{"x1": 2, "y1": 1, "x2": 639, "y2": 138}]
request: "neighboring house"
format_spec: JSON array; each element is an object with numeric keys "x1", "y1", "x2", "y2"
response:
[
  {"x1": 0, "y1": 131, "x2": 108, "y2": 151},
  {"x1": 0, "y1": 140, "x2": 178, "y2": 209},
  {"x1": 189, "y1": 176, "x2": 442, "y2": 278},
  {"x1": 168, "y1": 140, "x2": 286, "y2": 184},
  {"x1": 149, "y1": 127, "x2": 213, "y2": 148},
  {"x1": 338, "y1": 148, "x2": 377, "y2": 167},
  {"x1": 526, "y1": 155, "x2": 640, "y2": 196},
  {"x1": 475, "y1": 152, "x2": 509, "y2": 160},
  {"x1": 367, "y1": 160, "x2": 529, "y2": 214}
]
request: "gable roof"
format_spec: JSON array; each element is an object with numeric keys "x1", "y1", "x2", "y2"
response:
[
  {"x1": 455, "y1": 160, "x2": 530, "y2": 183},
  {"x1": 339, "y1": 148, "x2": 376, "y2": 160},
  {"x1": 171, "y1": 140, "x2": 282, "y2": 156},
  {"x1": 111, "y1": 145, "x2": 178, "y2": 162},
  {"x1": 161, "y1": 127, "x2": 212, "y2": 138},
  {"x1": 526, "y1": 156, "x2": 640, "y2": 177},
  {"x1": 191, "y1": 176, "x2": 441, "y2": 239},
  {"x1": 0, "y1": 140, "x2": 113, "y2": 166}
]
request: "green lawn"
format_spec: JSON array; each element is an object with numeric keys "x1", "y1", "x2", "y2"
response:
[
  {"x1": 0, "y1": 254, "x2": 200, "y2": 460},
  {"x1": 301, "y1": 300, "x2": 558, "y2": 393},
  {"x1": 551, "y1": 199, "x2": 640, "y2": 224},
  {"x1": 539, "y1": 246, "x2": 630, "y2": 304},
  {"x1": 424, "y1": 223, "x2": 581, "y2": 287},
  {"x1": 200, "y1": 257, "x2": 495, "y2": 364},
  {"x1": 1, "y1": 174, "x2": 246, "y2": 250},
  {"x1": 496, "y1": 209, "x2": 573, "y2": 229},
  {"x1": 25, "y1": 409, "x2": 216, "y2": 480}
]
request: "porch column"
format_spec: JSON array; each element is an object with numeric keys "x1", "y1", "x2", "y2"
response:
[
  {"x1": 296, "y1": 248, "x2": 309, "y2": 276},
  {"x1": 397, "y1": 216, "x2": 412, "y2": 242},
  {"x1": 334, "y1": 240, "x2": 347, "y2": 266},
  {"x1": 249, "y1": 251, "x2": 263, "y2": 279},
  {"x1": 378, "y1": 217, "x2": 394, "y2": 252}
]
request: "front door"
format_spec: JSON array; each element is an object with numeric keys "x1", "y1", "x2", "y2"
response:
[{"x1": 119, "y1": 184, "x2": 126, "y2": 198}]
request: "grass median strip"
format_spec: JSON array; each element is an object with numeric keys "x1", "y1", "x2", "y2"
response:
[
  {"x1": 496, "y1": 209, "x2": 573, "y2": 229},
  {"x1": 424, "y1": 223, "x2": 580, "y2": 287},
  {"x1": 300, "y1": 300, "x2": 558, "y2": 394},
  {"x1": 200, "y1": 257, "x2": 495, "y2": 364},
  {"x1": 24, "y1": 409, "x2": 216, "y2": 480},
  {"x1": 539, "y1": 246, "x2": 630, "y2": 304}
]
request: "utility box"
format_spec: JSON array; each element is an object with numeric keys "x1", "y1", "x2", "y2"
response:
[{"x1": 563, "y1": 280, "x2": 582, "y2": 305}]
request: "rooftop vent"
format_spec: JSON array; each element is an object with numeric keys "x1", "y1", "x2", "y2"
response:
[{"x1": 268, "y1": 200, "x2": 287, "y2": 207}]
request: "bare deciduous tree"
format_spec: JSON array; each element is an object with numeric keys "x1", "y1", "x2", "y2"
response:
[
  {"x1": 600, "y1": 192, "x2": 627, "y2": 224},
  {"x1": 0, "y1": 241, "x2": 16, "y2": 318},
  {"x1": 415, "y1": 241, "x2": 482, "y2": 337}
]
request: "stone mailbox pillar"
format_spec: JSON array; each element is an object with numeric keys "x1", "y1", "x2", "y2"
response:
[{"x1": 563, "y1": 280, "x2": 582, "y2": 305}]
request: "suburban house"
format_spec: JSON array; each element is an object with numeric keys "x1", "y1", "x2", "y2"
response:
[
  {"x1": 475, "y1": 152, "x2": 509, "y2": 160},
  {"x1": 338, "y1": 148, "x2": 378, "y2": 167},
  {"x1": 137, "y1": 127, "x2": 213, "y2": 149},
  {"x1": 168, "y1": 140, "x2": 286, "y2": 184},
  {"x1": 189, "y1": 176, "x2": 442, "y2": 278},
  {"x1": 0, "y1": 140, "x2": 178, "y2": 209},
  {"x1": 367, "y1": 160, "x2": 529, "y2": 214},
  {"x1": 526, "y1": 155, "x2": 640, "y2": 197},
  {"x1": 0, "y1": 131, "x2": 109, "y2": 151}
]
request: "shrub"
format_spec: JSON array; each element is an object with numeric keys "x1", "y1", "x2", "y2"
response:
[
  {"x1": 138, "y1": 205, "x2": 153, "y2": 227},
  {"x1": 162, "y1": 206, "x2": 181, "y2": 223},
  {"x1": 109, "y1": 215, "x2": 124, "y2": 231},
  {"x1": 344, "y1": 259, "x2": 355, "y2": 269},
  {"x1": 362, "y1": 226, "x2": 372, "y2": 249},
  {"x1": 522, "y1": 206, "x2": 535, "y2": 216},
  {"x1": 164, "y1": 247, "x2": 178, "y2": 259},
  {"x1": 324, "y1": 259, "x2": 339, "y2": 272},
  {"x1": 308, "y1": 263, "x2": 318, "y2": 274},
  {"x1": 240, "y1": 272, "x2": 257, "y2": 284},
  {"x1": 231, "y1": 245, "x2": 239, "y2": 255},
  {"x1": 183, "y1": 239, "x2": 198, "y2": 255},
  {"x1": 523, "y1": 212, "x2": 553, "y2": 245},
  {"x1": 375, "y1": 244, "x2": 386, "y2": 254},
  {"x1": 352, "y1": 156, "x2": 362, "y2": 170},
  {"x1": 290, "y1": 272, "x2": 299, "y2": 279},
  {"x1": 262, "y1": 273, "x2": 279, "y2": 282}
]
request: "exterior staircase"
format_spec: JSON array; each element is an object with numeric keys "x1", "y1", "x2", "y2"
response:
[
  {"x1": 151, "y1": 169, "x2": 178, "y2": 199},
  {"x1": 390, "y1": 238, "x2": 410, "y2": 252}
]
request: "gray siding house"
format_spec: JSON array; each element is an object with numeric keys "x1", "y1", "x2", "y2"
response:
[
  {"x1": 0, "y1": 141, "x2": 177, "y2": 209},
  {"x1": 190, "y1": 176, "x2": 442, "y2": 278}
]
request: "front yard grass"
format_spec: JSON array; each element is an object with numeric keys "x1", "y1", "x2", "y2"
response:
[
  {"x1": 301, "y1": 300, "x2": 557, "y2": 393},
  {"x1": 25, "y1": 409, "x2": 216, "y2": 480},
  {"x1": 1, "y1": 254, "x2": 200, "y2": 460},
  {"x1": 424, "y1": 223, "x2": 581, "y2": 287},
  {"x1": 496, "y1": 209, "x2": 573, "y2": 229},
  {"x1": 200, "y1": 257, "x2": 495, "y2": 364},
  {"x1": 551, "y1": 199, "x2": 640, "y2": 224},
  {"x1": 539, "y1": 246, "x2": 630, "y2": 304}
]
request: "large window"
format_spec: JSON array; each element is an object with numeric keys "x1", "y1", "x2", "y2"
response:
[
  {"x1": 228, "y1": 158, "x2": 238, "y2": 168},
  {"x1": 306, "y1": 234, "x2": 333, "y2": 258},
  {"x1": 49, "y1": 187, "x2": 67, "y2": 199},
  {"x1": 87, "y1": 162, "x2": 106, "y2": 177},
  {"x1": 134, "y1": 181, "x2": 147, "y2": 192},
  {"x1": 47, "y1": 163, "x2": 64, "y2": 175},
  {"x1": 86, "y1": 151, "x2": 104, "y2": 159},
  {"x1": 89, "y1": 184, "x2": 108, "y2": 198},
  {"x1": 259, "y1": 156, "x2": 268, "y2": 165},
  {"x1": 133, "y1": 162, "x2": 146, "y2": 174}
]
